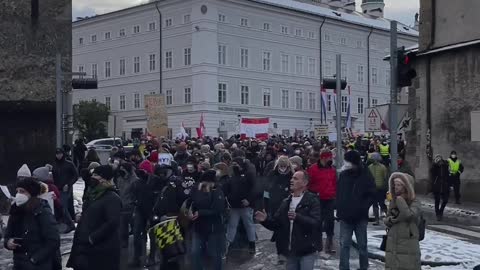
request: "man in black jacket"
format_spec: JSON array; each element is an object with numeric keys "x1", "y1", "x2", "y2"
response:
[
  {"x1": 336, "y1": 150, "x2": 376, "y2": 270},
  {"x1": 255, "y1": 170, "x2": 321, "y2": 270}
]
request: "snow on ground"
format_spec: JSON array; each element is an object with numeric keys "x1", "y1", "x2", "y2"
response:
[{"x1": 359, "y1": 228, "x2": 480, "y2": 269}]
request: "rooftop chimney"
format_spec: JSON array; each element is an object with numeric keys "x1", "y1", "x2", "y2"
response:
[
  {"x1": 343, "y1": 1, "x2": 356, "y2": 11},
  {"x1": 361, "y1": 0, "x2": 385, "y2": 18}
]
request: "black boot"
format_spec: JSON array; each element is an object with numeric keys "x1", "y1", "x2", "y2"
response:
[
  {"x1": 248, "y1": 241, "x2": 256, "y2": 254},
  {"x1": 325, "y1": 236, "x2": 336, "y2": 254}
]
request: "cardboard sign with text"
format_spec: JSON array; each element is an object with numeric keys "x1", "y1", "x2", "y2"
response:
[{"x1": 145, "y1": 95, "x2": 168, "y2": 138}]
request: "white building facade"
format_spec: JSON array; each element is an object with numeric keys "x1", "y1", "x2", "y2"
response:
[{"x1": 72, "y1": 0, "x2": 418, "y2": 139}]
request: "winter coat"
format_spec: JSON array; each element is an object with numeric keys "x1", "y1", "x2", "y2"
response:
[
  {"x1": 265, "y1": 170, "x2": 292, "y2": 215},
  {"x1": 430, "y1": 161, "x2": 449, "y2": 194},
  {"x1": 261, "y1": 191, "x2": 321, "y2": 256},
  {"x1": 174, "y1": 151, "x2": 191, "y2": 168},
  {"x1": 223, "y1": 171, "x2": 255, "y2": 209},
  {"x1": 182, "y1": 171, "x2": 202, "y2": 183},
  {"x1": 67, "y1": 188, "x2": 121, "y2": 270},
  {"x1": 52, "y1": 157, "x2": 78, "y2": 190},
  {"x1": 116, "y1": 171, "x2": 138, "y2": 211},
  {"x1": 132, "y1": 170, "x2": 155, "y2": 219},
  {"x1": 369, "y1": 162, "x2": 388, "y2": 190},
  {"x1": 4, "y1": 198, "x2": 60, "y2": 270},
  {"x1": 336, "y1": 167, "x2": 376, "y2": 223},
  {"x1": 153, "y1": 176, "x2": 188, "y2": 218},
  {"x1": 384, "y1": 197, "x2": 421, "y2": 269},
  {"x1": 307, "y1": 163, "x2": 337, "y2": 200},
  {"x1": 190, "y1": 183, "x2": 226, "y2": 234}
]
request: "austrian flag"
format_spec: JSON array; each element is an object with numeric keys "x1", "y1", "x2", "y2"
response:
[{"x1": 240, "y1": 118, "x2": 269, "y2": 140}]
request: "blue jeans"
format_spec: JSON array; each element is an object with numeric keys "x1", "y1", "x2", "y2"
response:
[
  {"x1": 339, "y1": 220, "x2": 368, "y2": 270},
  {"x1": 286, "y1": 253, "x2": 316, "y2": 270},
  {"x1": 226, "y1": 208, "x2": 256, "y2": 243},
  {"x1": 60, "y1": 190, "x2": 75, "y2": 227},
  {"x1": 192, "y1": 231, "x2": 223, "y2": 270}
]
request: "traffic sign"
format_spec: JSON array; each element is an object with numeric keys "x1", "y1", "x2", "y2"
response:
[{"x1": 365, "y1": 108, "x2": 382, "y2": 132}]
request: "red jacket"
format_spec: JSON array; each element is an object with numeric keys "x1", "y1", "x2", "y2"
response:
[{"x1": 307, "y1": 164, "x2": 337, "y2": 200}]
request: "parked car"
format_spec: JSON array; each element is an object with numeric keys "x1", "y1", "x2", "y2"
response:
[{"x1": 86, "y1": 137, "x2": 123, "y2": 150}]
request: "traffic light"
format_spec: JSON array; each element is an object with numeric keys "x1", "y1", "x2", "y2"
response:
[
  {"x1": 72, "y1": 78, "x2": 98, "y2": 89},
  {"x1": 397, "y1": 48, "x2": 417, "y2": 87},
  {"x1": 322, "y1": 78, "x2": 347, "y2": 90}
]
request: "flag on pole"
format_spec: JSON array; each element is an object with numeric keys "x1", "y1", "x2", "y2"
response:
[
  {"x1": 320, "y1": 86, "x2": 328, "y2": 122},
  {"x1": 196, "y1": 113, "x2": 206, "y2": 138},
  {"x1": 177, "y1": 122, "x2": 188, "y2": 140},
  {"x1": 346, "y1": 86, "x2": 352, "y2": 129},
  {"x1": 240, "y1": 118, "x2": 269, "y2": 140},
  {"x1": 333, "y1": 89, "x2": 337, "y2": 111}
]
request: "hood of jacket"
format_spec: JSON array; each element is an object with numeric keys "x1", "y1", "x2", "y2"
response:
[{"x1": 389, "y1": 172, "x2": 415, "y2": 203}]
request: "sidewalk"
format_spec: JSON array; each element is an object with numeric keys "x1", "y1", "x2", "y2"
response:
[
  {"x1": 352, "y1": 225, "x2": 480, "y2": 269},
  {"x1": 416, "y1": 194, "x2": 480, "y2": 226}
]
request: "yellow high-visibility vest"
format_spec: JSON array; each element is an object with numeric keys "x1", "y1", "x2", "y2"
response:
[
  {"x1": 448, "y1": 158, "x2": 461, "y2": 175},
  {"x1": 379, "y1": 144, "x2": 389, "y2": 157}
]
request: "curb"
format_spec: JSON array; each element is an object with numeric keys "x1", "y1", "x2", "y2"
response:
[{"x1": 351, "y1": 241, "x2": 461, "y2": 267}]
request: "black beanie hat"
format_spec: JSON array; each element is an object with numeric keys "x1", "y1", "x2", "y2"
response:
[
  {"x1": 199, "y1": 170, "x2": 217, "y2": 182},
  {"x1": 344, "y1": 150, "x2": 362, "y2": 166},
  {"x1": 17, "y1": 178, "x2": 42, "y2": 197},
  {"x1": 92, "y1": 165, "x2": 114, "y2": 180}
]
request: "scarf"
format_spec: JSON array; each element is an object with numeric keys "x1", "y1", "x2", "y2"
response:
[{"x1": 84, "y1": 182, "x2": 115, "y2": 209}]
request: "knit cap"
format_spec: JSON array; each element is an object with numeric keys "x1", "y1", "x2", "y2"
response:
[{"x1": 17, "y1": 164, "x2": 32, "y2": 178}]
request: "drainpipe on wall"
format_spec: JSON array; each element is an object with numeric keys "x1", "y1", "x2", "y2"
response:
[
  {"x1": 426, "y1": 0, "x2": 436, "y2": 161},
  {"x1": 319, "y1": 17, "x2": 326, "y2": 124},
  {"x1": 367, "y1": 27, "x2": 373, "y2": 108}
]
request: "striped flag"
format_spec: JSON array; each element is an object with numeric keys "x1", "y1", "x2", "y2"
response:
[
  {"x1": 346, "y1": 86, "x2": 352, "y2": 129},
  {"x1": 320, "y1": 86, "x2": 328, "y2": 122},
  {"x1": 196, "y1": 113, "x2": 206, "y2": 138}
]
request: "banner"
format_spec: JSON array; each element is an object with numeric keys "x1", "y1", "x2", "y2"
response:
[
  {"x1": 240, "y1": 118, "x2": 269, "y2": 140},
  {"x1": 145, "y1": 95, "x2": 168, "y2": 138}
]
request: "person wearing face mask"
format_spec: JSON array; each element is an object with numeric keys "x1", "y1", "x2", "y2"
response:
[
  {"x1": 431, "y1": 155, "x2": 450, "y2": 221},
  {"x1": 4, "y1": 178, "x2": 60, "y2": 270},
  {"x1": 307, "y1": 149, "x2": 337, "y2": 253},
  {"x1": 384, "y1": 172, "x2": 421, "y2": 270},
  {"x1": 67, "y1": 165, "x2": 121, "y2": 270},
  {"x1": 175, "y1": 142, "x2": 191, "y2": 169},
  {"x1": 447, "y1": 150, "x2": 464, "y2": 204},
  {"x1": 116, "y1": 162, "x2": 139, "y2": 249},
  {"x1": 336, "y1": 150, "x2": 376, "y2": 270},
  {"x1": 52, "y1": 148, "x2": 78, "y2": 233},
  {"x1": 264, "y1": 156, "x2": 294, "y2": 264}
]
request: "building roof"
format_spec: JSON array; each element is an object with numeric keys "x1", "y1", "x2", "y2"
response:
[
  {"x1": 250, "y1": 0, "x2": 418, "y2": 36},
  {"x1": 417, "y1": 39, "x2": 480, "y2": 56}
]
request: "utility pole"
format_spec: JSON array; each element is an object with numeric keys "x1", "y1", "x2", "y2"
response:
[
  {"x1": 390, "y1": 21, "x2": 399, "y2": 171},
  {"x1": 56, "y1": 53, "x2": 63, "y2": 148},
  {"x1": 155, "y1": 1, "x2": 163, "y2": 95},
  {"x1": 335, "y1": 54, "x2": 342, "y2": 171}
]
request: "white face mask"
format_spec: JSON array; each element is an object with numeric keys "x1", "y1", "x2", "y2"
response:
[
  {"x1": 216, "y1": 170, "x2": 222, "y2": 178},
  {"x1": 451, "y1": 155, "x2": 457, "y2": 159},
  {"x1": 341, "y1": 161, "x2": 354, "y2": 172},
  {"x1": 294, "y1": 150, "x2": 301, "y2": 155},
  {"x1": 278, "y1": 167, "x2": 288, "y2": 174},
  {"x1": 15, "y1": 193, "x2": 29, "y2": 206}
]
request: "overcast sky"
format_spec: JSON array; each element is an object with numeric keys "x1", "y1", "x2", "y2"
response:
[{"x1": 73, "y1": 0, "x2": 419, "y2": 26}]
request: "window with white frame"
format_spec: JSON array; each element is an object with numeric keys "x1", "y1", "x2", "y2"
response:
[
  {"x1": 281, "y1": 25, "x2": 288, "y2": 34},
  {"x1": 341, "y1": 96, "x2": 348, "y2": 113},
  {"x1": 149, "y1": 22, "x2": 156, "y2": 31},
  {"x1": 386, "y1": 70, "x2": 391, "y2": 86},
  {"x1": 325, "y1": 60, "x2": 332, "y2": 76},
  {"x1": 119, "y1": 59, "x2": 125, "y2": 75},
  {"x1": 104, "y1": 32, "x2": 111, "y2": 40},
  {"x1": 104, "y1": 61, "x2": 111, "y2": 78},
  {"x1": 134, "y1": 93, "x2": 140, "y2": 109},
  {"x1": 183, "y1": 14, "x2": 191, "y2": 24},
  {"x1": 340, "y1": 37, "x2": 347, "y2": 45},
  {"x1": 357, "y1": 65, "x2": 365, "y2": 83},
  {"x1": 218, "y1": 83, "x2": 227, "y2": 103},
  {"x1": 120, "y1": 95, "x2": 126, "y2": 110},
  {"x1": 263, "y1": 23, "x2": 270, "y2": 31},
  {"x1": 78, "y1": 65, "x2": 84, "y2": 73},
  {"x1": 184, "y1": 48, "x2": 191, "y2": 66},
  {"x1": 165, "y1": 18, "x2": 172, "y2": 27},
  {"x1": 281, "y1": 90, "x2": 289, "y2": 108},
  {"x1": 119, "y1": 29, "x2": 125, "y2": 37},
  {"x1": 295, "y1": 91, "x2": 303, "y2": 110},
  {"x1": 263, "y1": 88, "x2": 271, "y2": 107},
  {"x1": 165, "y1": 51, "x2": 173, "y2": 69},
  {"x1": 218, "y1": 14, "x2": 226, "y2": 22},
  {"x1": 308, "y1": 58, "x2": 316, "y2": 76},
  {"x1": 309, "y1": 92, "x2": 316, "y2": 110},
  {"x1": 295, "y1": 28, "x2": 303, "y2": 37},
  {"x1": 166, "y1": 89, "x2": 173, "y2": 105},
  {"x1": 133, "y1": 25, "x2": 140, "y2": 34},
  {"x1": 327, "y1": 94, "x2": 332, "y2": 111},
  {"x1": 341, "y1": 63, "x2": 348, "y2": 79},
  {"x1": 149, "y1": 54, "x2": 156, "y2": 71},
  {"x1": 308, "y1": 31, "x2": 315, "y2": 39},
  {"x1": 263, "y1": 51, "x2": 271, "y2": 71},
  {"x1": 218, "y1": 45, "x2": 226, "y2": 65},
  {"x1": 91, "y1": 64, "x2": 97, "y2": 79},
  {"x1": 296, "y1": 56, "x2": 303, "y2": 74},
  {"x1": 281, "y1": 54, "x2": 289, "y2": 73},
  {"x1": 357, "y1": 97, "x2": 364, "y2": 114},
  {"x1": 133, "y1": 56, "x2": 140, "y2": 73},
  {"x1": 240, "y1": 48, "x2": 248, "y2": 68},
  {"x1": 372, "y1": 67, "x2": 378, "y2": 84},
  {"x1": 240, "y1": 18, "x2": 248, "y2": 27},
  {"x1": 184, "y1": 87, "x2": 191, "y2": 104},
  {"x1": 324, "y1": 33, "x2": 330, "y2": 42},
  {"x1": 79, "y1": 37, "x2": 84, "y2": 45},
  {"x1": 372, "y1": 98, "x2": 378, "y2": 107},
  {"x1": 241, "y1": 85, "x2": 249, "y2": 105},
  {"x1": 91, "y1": 35, "x2": 97, "y2": 43},
  {"x1": 105, "y1": 96, "x2": 111, "y2": 110}
]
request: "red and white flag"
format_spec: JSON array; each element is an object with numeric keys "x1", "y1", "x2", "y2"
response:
[
  {"x1": 240, "y1": 118, "x2": 269, "y2": 140},
  {"x1": 196, "y1": 113, "x2": 206, "y2": 138}
]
